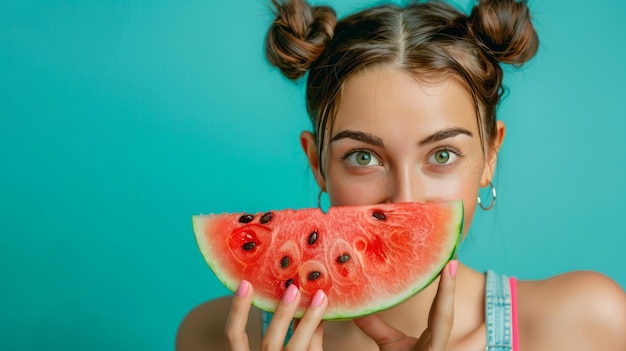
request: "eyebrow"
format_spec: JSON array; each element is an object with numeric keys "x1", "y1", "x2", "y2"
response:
[
  {"x1": 330, "y1": 130, "x2": 385, "y2": 147},
  {"x1": 418, "y1": 127, "x2": 473, "y2": 146},
  {"x1": 330, "y1": 127, "x2": 473, "y2": 148}
]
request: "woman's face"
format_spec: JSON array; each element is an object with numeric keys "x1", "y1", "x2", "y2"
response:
[{"x1": 303, "y1": 66, "x2": 504, "y2": 235}]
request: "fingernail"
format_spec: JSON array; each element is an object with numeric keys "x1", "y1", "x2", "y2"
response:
[
  {"x1": 282, "y1": 284, "x2": 299, "y2": 304},
  {"x1": 236, "y1": 280, "x2": 249, "y2": 297},
  {"x1": 310, "y1": 289, "x2": 326, "y2": 308},
  {"x1": 448, "y1": 260, "x2": 458, "y2": 278}
]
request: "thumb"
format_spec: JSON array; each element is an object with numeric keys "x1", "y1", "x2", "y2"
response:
[
  {"x1": 353, "y1": 314, "x2": 407, "y2": 346},
  {"x1": 307, "y1": 322, "x2": 324, "y2": 351}
]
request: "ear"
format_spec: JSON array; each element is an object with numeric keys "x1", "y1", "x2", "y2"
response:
[
  {"x1": 480, "y1": 120, "x2": 506, "y2": 187},
  {"x1": 300, "y1": 131, "x2": 326, "y2": 191}
]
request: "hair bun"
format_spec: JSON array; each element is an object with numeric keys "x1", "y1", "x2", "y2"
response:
[
  {"x1": 468, "y1": 0, "x2": 539, "y2": 65},
  {"x1": 265, "y1": 0, "x2": 337, "y2": 80}
]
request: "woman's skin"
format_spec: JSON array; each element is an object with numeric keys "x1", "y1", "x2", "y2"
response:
[{"x1": 176, "y1": 66, "x2": 626, "y2": 351}]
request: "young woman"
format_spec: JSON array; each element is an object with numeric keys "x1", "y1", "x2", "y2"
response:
[{"x1": 177, "y1": 0, "x2": 626, "y2": 350}]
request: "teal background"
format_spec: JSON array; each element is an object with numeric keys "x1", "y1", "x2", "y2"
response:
[{"x1": 1, "y1": 0, "x2": 625, "y2": 349}]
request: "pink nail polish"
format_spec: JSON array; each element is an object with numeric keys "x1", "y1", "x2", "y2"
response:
[
  {"x1": 282, "y1": 284, "x2": 298, "y2": 304},
  {"x1": 310, "y1": 289, "x2": 326, "y2": 308},
  {"x1": 448, "y1": 260, "x2": 458, "y2": 278},
  {"x1": 236, "y1": 280, "x2": 249, "y2": 297}
]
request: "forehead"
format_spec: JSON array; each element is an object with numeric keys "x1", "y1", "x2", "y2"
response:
[{"x1": 331, "y1": 66, "x2": 479, "y2": 138}]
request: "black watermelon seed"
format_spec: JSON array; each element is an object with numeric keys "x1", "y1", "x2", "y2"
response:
[
  {"x1": 372, "y1": 211, "x2": 386, "y2": 221},
  {"x1": 308, "y1": 231, "x2": 318, "y2": 245},
  {"x1": 285, "y1": 279, "x2": 294, "y2": 288},
  {"x1": 260, "y1": 212, "x2": 273, "y2": 224},
  {"x1": 336, "y1": 254, "x2": 351, "y2": 264},
  {"x1": 308, "y1": 271, "x2": 321, "y2": 281},
  {"x1": 280, "y1": 256, "x2": 290, "y2": 269},
  {"x1": 242, "y1": 242, "x2": 256, "y2": 251},
  {"x1": 239, "y1": 214, "x2": 254, "y2": 223}
]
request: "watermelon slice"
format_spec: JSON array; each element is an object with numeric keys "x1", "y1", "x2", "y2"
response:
[{"x1": 192, "y1": 201, "x2": 462, "y2": 320}]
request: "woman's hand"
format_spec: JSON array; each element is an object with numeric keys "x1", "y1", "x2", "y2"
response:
[
  {"x1": 353, "y1": 260, "x2": 458, "y2": 351},
  {"x1": 224, "y1": 280, "x2": 328, "y2": 351}
]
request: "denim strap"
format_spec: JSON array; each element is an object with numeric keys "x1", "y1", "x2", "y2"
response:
[{"x1": 485, "y1": 270, "x2": 513, "y2": 350}]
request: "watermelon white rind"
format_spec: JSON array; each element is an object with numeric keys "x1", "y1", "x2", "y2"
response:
[{"x1": 193, "y1": 201, "x2": 463, "y2": 320}]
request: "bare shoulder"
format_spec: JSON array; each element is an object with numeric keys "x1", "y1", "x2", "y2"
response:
[
  {"x1": 175, "y1": 295, "x2": 262, "y2": 351},
  {"x1": 518, "y1": 271, "x2": 626, "y2": 350}
]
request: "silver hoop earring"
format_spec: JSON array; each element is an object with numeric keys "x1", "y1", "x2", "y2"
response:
[
  {"x1": 317, "y1": 189, "x2": 323, "y2": 209},
  {"x1": 317, "y1": 189, "x2": 325, "y2": 211},
  {"x1": 477, "y1": 182, "x2": 496, "y2": 211}
]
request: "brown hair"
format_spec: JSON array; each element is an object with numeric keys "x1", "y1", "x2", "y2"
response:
[{"x1": 266, "y1": 0, "x2": 538, "y2": 176}]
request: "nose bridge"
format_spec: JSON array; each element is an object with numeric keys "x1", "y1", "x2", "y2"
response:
[{"x1": 391, "y1": 165, "x2": 424, "y2": 203}]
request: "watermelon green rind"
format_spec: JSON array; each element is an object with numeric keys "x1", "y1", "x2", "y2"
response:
[
  {"x1": 193, "y1": 216, "x2": 240, "y2": 295},
  {"x1": 193, "y1": 201, "x2": 463, "y2": 320}
]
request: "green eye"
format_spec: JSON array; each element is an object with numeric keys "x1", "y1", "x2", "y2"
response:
[
  {"x1": 427, "y1": 148, "x2": 461, "y2": 166},
  {"x1": 355, "y1": 151, "x2": 372, "y2": 165},
  {"x1": 346, "y1": 150, "x2": 380, "y2": 167},
  {"x1": 433, "y1": 150, "x2": 450, "y2": 164}
]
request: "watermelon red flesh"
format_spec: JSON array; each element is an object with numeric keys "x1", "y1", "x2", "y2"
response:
[{"x1": 193, "y1": 201, "x2": 463, "y2": 320}]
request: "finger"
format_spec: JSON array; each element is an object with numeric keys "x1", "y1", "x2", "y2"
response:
[
  {"x1": 225, "y1": 280, "x2": 253, "y2": 351},
  {"x1": 262, "y1": 284, "x2": 301, "y2": 350},
  {"x1": 287, "y1": 289, "x2": 327, "y2": 351},
  {"x1": 308, "y1": 322, "x2": 325, "y2": 351},
  {"x1": 302, "y1": 322, "x2": 325, "y2": 351},
  {"x1": 428, "y1": 259, "x2": 457, "y2": 350},
  {"x1": 353, "y1": 313, "x2": 406, "y2": 346}
]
